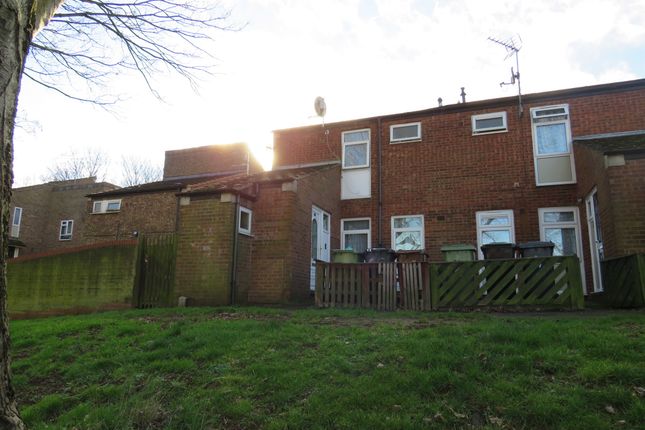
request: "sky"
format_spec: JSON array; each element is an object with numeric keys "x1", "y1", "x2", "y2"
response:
[{"x1": 13, "y1": 0, "x2": 645, "y2": 187}]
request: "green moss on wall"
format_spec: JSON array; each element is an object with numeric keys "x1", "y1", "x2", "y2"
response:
[{"x1": 7, "y1": 245, "x2": 136, "y2": 314}]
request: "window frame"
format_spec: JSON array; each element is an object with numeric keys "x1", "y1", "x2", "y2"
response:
[
  {"x1": 341, "y1": 129, "x2": 370, "y2": 169},
  {"x1": 391, "y1": 215, "x2": 425, "y2": 251},
  {"x1": 59, "y1": 219, "x2": 74, "y2": 241},
  {"x1": 530, "y1": 104, "x2": 576, "y2": 186},
  {"x1": 12, "y1": 207, "x2": 22, "y2": 226},
  {"x1": 476, "y1": 210, "x2": 515, "y2": 259},
  {"x1": 471, "y1": 111, "x2": 508, "y2": 135},
  {"x1": 390, "y1": 122, "x2": 422, "y2": 144},
  {"x1": 238, "y1": 206, "x2": 252, "y2": 236},
  {"x1": 92, "y1": 199, "x2": 122, "y2": 214},
  {"x1": 341, "y1": 217, "x2": 371, "y2": 252}
]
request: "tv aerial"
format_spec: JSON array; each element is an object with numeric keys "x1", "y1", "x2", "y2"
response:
[{"x1": 488, "y1": 35, "x2": 523, "y2": 117}]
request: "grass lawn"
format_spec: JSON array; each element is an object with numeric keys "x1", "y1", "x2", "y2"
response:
[{"x1": 9, "y1": 307, "x2": 645, "y2": 429}]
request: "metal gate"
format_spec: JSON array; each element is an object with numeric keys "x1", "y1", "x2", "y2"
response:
[{"x1": 133, "y1": 233, "x2": 176, "y2": 308}]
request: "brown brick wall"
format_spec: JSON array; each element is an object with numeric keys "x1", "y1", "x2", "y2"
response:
[
  {"x1": 175, "y1": 195, "x2": 236, "y2": 306},
  {"x1": 10, "y1": 178, "x2": 117, "y2": 255},
  {"x1": 606, "y1": 155, "x2": 645, "y2": 256},
  {"x1": 163, "y1": 143, "x2": 263, "y2": 180},
  {"x1": 84, "y1": 191, "x2": 178, "y2": 243}
]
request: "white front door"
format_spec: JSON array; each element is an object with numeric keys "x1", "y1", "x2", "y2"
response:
[
  {"x1": 311, "y1": 206, "x2": 331, "y2": 290},
  {"x1": 585, "y1": 189, "x2": 604, "y2": 292}
]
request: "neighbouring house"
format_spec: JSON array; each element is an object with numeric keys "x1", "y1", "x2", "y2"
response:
[
  {"x1": 85, "y1": 143, "x2": 263, "y2": 243},
  {"x1": 9, "y1": 177, "x2": 118, "y2": 257},
  {"x1": 271, "y1": 78, "x2": 645, "y2": 296},
  {"x1": 174, "y1": 164, "x2": 340, "y2": 305}
]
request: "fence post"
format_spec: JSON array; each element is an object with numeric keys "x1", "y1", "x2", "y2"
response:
[
  {"x1": 131, "y1": 236, "x2": 145, "y2": 308},
  {"x1": 315, "y1": 262, "x2": 324, "y2": 307},
  {"x1": 429, "y1": 263, "x2": 439, "y2": 310},
  {"x1": 568, "y1": 256, "x2": 584, "y2": 310}
]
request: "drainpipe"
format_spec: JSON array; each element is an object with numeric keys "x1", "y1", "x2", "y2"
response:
[
  {"x1": 229, "y1": 194, "x2": 240, "y2": 305},
  {"x1": 377, "y1": 117, "x2": 383, "y2": 247}
]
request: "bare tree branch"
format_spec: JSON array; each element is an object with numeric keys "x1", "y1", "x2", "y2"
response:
[
  {"x1": 121, "y1": 155, "x2": 162, "y2": 186},
  {"x1": 25, "y1": 0, "x2": 240, "y2": 102},
  {"x1": 42, "y1": 148, "x2": 111, "y2": 182}
]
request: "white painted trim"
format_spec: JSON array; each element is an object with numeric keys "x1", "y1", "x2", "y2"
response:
[
  {"x1": 530, "y1": 104, "x2": 577, "y2": 186},
  {"x1": 238, "y1": 206, "x2": 252, "y2": 236},
  {"x1": 538, "y1": 206, "x2": 586, "y2": 294},
  {"x1": 390, "y1": 122, "x2": 422, "y2": 144},
  {"x1": 585, "y1": 188, "x2": 604, "y2": 293},
  {"x1": 471, "y1": 111, "x2": 508, "y2": 135},
  {"x1": 92, "y1": 199, "x2": 122, "y2": 214},
  {"x1": 391, "y1": 214, "x2": 425, "y2": 251},
  {"x1": 341, "y1": 217, "x2": 371, "y2": 252},
  {"x1": 59, "y1": 219, "x2": 74, "y2": 241},
  {"x1": 342, "y1": 129, "x2": 370, "y2": 169}
]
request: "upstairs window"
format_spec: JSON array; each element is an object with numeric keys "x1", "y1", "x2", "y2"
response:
[
  {"x1": 391, "y1": 215, "x2": 424, "y2": 251},
  {"x1": 390, "y1": 122, "x2": 421, "y2": 143},
  {"x1": 11, "y1": 207, "x2": 22, "y2": 238},
  {"x1": 531, "y1": 105, "x2": 575, "y2": 185},
  {"x1": 342, "y1": 129, "x2": 370, "y2": 169},
  {"x1": 239, "y1": 206, "x2": 252, "y2": 235},
  {"x1": 341, "y1": 218, "x2": 371, "y2": 253},
  {"x1": 92, "y1": 199, "x2": 121, "y2": 213},
  {"x1": 472, "y1": 112, "x2": 507, "y2": 134},
  {"x1": 59, "y1": 220, "x2": 73, "y2": 241}
]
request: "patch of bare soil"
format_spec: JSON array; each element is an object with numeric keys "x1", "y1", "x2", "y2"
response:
[{"x1": 17, "y1": 371, "x2": 68, "y2": 406}]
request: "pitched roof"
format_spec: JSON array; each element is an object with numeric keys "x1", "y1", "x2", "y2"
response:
[
  {"x1": 182, "y1": 163, "x2": 340, "y2": 198},
  {"x1": 573, "y1": 130, "x2": 645, "y2": 154},
  {"x1": 86, "y1": 173, "x2": 231, "y2": 198}
]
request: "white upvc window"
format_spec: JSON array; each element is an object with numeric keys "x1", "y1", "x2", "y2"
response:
[
  {"x1": 342, "y1": 129, "x2": 370, "y2": 169},
  {"x1": 538, "y1": 207, "x2": 583, "y2": 256},
  {"x1": 391, "y1": 215, "x2": 424, "y2": 251},
  {"x1": 59, "y1": 220, "x2": 73, "y2": 241},
  {"x1": 238, "y1": 206, "x2": 252, "y2": 235},
  {"x1": 92, "y1": 199, "x2": 122, "y2": 214},
  {"x1": 531, "y1": 104, "x2": 576, "y2": 186},
  {"x1": 476, "y1": 210, "x2": 515, "y2": 259},
  {"x1": 341, "y1": 218, "x2": 371, "y2": 253},
  {"x1": 471, "y1": 112, "x2": 508, "y2": 135},
  {"x1": 390, "y1": 122, "x2": 421, "y2": 143},
  {"x1": 11, "y1": 207, "x2": 22, "y2": 237}
]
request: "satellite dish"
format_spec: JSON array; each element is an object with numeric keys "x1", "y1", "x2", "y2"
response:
[{"x1": 314, "y1": 96, "x2": 326, "y2": 118}]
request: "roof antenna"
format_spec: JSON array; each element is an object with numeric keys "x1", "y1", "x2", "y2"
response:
[{"x1": 488, "y1": 35, "x2": 523, "y2": 117}]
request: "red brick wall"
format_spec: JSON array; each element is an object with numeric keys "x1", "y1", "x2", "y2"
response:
[
  {"x1": 273, "y1": 84, "x2": 645, "y2": 294},
  {"x1": 84, "y1": 191, "x2": 178, "y2": 243},
  {"x1": 163, "y1": 143, "x2": 263, "y2": 179},
  {"x1": 606, "y1": 155, "x2": 645, "y2": 255},
  {"x1": 247, "y1": 166, "x2": 341, "y2": 304}
]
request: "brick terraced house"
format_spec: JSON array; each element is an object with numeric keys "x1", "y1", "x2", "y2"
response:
[
  {"x1": 9, "y1": 177, "x2": 118, "y2": 257},
  {"x1": 85, "y1": 143, "x2": 263, "y2": 243},
  {"x1": 271, "y1": 78, "x2": 645, "y2": 296}
]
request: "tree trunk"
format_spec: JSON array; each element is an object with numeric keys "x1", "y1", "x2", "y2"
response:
[{"x1": 0, "y1": 1, "x2": 33, "y2": 428}]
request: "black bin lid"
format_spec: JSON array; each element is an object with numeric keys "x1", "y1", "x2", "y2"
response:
[{"x1": 517, "y1": 241, "x2": 554, "y2": 249}]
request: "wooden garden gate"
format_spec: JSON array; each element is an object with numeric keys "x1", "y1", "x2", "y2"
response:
[{"x1": 133, "y1": 233, "x2": 176, "y2": 308}]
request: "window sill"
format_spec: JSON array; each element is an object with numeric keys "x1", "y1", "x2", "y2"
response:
[
  {"x1": 472, "y1": 129, "x2": 508, "y2": 136},
  {"x1": 390, "y1": 139, "x2": 422, "y2": 145}
]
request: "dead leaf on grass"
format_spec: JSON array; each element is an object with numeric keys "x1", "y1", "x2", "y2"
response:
[
  {"x1": 633, "y1": 386, "x2": 645, "y2": 397},
  {"x1": 605, "y1": 405, "x2": 616, "y2": 414},
  {"x1": 377, "y1": 362, "x2": 385, "y2": 368}
]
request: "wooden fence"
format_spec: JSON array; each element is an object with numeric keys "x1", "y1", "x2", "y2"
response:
[
  {"x1": 602, "y1": 254, "x2": 645, "y2": 308},
  {"x1": 315, "y1": 256, "x2": 584, "y2": 310},
  {"x1": 132, "y1": 233, "x2": 177, "y2": 308}
]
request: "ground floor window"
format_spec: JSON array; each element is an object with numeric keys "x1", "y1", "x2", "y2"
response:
[
  {"x1": 476, "y1": 210, "x2": 515, "y2": 258},
  {"x1": 391, "y1": 215, "x2": 424, "y2": 251},
  {"x1": 341, "y1": 218, "x2": 371, "y2": 253}
]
